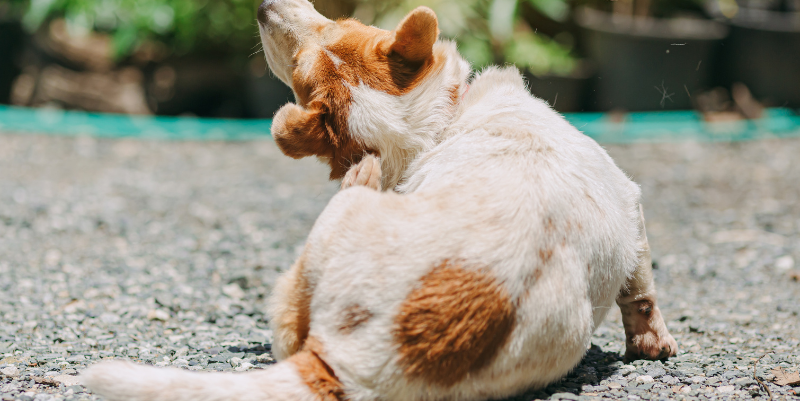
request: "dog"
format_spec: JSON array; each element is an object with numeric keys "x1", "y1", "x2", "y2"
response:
[{"x1": 82, "y1": 1, "x2": 678, "y2": 400}]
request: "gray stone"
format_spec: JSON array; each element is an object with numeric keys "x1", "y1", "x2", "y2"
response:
[
  {"x1": 66, "y1": 356, "x2": 85, "y2": 363},
  {"x1": 550, "y1": 392, "x2": 581, "y2": 400},
  {"x1": 733, "y1": 377, "x2": 756, "y2": 387},
  {"x1": 646, "y1": 367, "x2": 666, "y2": 378},
  {"x1": 67, "y1": 385, "x2": 84, "y2": 393},
  {"x1": 721, "y1": 370, "x2": 746, "y2": 379}
]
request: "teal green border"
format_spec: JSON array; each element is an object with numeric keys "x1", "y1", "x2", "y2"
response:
[
  {"x1": 1, "y1": 105, "x2": 798, "y2": 143},
  {"x1": 0, "y1": 106, "x2": 272, "y2": 141}
]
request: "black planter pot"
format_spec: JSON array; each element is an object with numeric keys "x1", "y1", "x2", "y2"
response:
[
  {"x1": 524, "y1": 68, "x2": 592, "y2": 112},
  {"x1": 144, "y1": 58, "x2": 248, "y2": 118},
  {"x1": 721, "y1": 8, "x2": 800, "y2": 108},
  {"x1": 577, "y1": 8, "x2": 729, "y2": 111},
  {"x1": 0, "y1": 21, "x2": 24, "y2": 104},
  {"x1": 244, "y1": 64, "x2": 295, "y2": 119}
]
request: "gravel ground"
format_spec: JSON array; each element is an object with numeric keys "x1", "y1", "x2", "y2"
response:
[{"x1": 0, "y1": 132, "x2": 799, "y2": 401}]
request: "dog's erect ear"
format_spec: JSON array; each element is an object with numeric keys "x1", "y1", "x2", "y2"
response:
[
  {"x1": 271, "y1": 102, "x2": 333, "y2": 159},
  {"x1": 389, "y1": 6, "x2": 439, "y2": 64}
]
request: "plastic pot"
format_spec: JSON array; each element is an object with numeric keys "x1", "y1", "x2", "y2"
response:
[
  {"x1": 524, "y1": 67, "x2": 592, "y2": 112},
  {"x1": 577, "y1": 7, "x2": 729, "y2": 111},
  {"x1": 244, "y1": 57, "x2": 295, "y2": 119},
  {"x1": 721, "y1": 8, "x2": 800, "y2": 108},
  {"x1": 0, "y1": 21, "x2": 23, "y2": 104}
]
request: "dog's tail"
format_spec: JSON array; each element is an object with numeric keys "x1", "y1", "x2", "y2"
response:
[{"x1": 82, "y1": 355, "x2": 332, "y2": 401}]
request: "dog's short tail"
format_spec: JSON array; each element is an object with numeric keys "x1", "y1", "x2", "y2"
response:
[{"x1": 82, "y1": 357, "x2": 323, "y2": 401}]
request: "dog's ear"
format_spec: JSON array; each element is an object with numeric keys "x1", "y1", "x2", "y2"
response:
[
  {"x1": 389, "y1": 6, "x2": 439, "y2": 64},
  {"x1": 271, "y1": 102, "x2": 333, "y2": 159}
]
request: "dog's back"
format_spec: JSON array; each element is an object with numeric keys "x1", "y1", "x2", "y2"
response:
[{"x1": 287, "y1": 67, "x2": 642, "y2": 400}]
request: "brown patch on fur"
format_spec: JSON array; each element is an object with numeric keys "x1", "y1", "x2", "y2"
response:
[
  {"x1": 539, "y1": 248, "x2": 553, "y2": 264},
  {"x1": 394, "y1": 260, "x2": 516, "y2": 387},
  {"x1": 272, "y1": 8, "x2": 445, "y2": 179},
  {"x1": 290, "y1": 337, "x2": 345, "y2": 401},
  {"x1": 279, "y1": 254, "x2": 312, "y2": 356},
  {"x1": 338, "y1": 304, "x2": 373, "y2": 334},
  {"x1": 544, "y1": 217, "x2": 555, "y2": 233},
  {"x1": 520, "y1": 268, "x2": 544, "y2": 299},
  {"x1": 619, "y1": 299, "x2": 675, "y2": 361},
  {"x1": 448, "y1": 85, "x2": 460, "y2": 109},
  {"x1": 389, "y1": 7, "x2": 439, "y2": 64},
  {"x1": 634, "y1": 299, "x2": 654, "y2": 317}
]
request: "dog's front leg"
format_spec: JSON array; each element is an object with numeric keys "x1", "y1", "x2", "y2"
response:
[
  {"x1": 616, "y1": 204, "x2": 678, "y2": 361},
  {"x1": 341, "y1": 154, "x2": 381, "y2": 190}
]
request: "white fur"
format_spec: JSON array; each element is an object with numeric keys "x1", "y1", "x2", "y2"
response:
[
  {"x1": 289, "y1": 66, "x2": 643, "y2": 401},
  {"x1": 347, "y1": 41, "x2": 470, "y2": 189},
  {"x1": 82, "y1": 360, "x2": 317, "y2": 401},
  {"x1": 83, "y1": 1, "x2": 657, "y2": 400}
]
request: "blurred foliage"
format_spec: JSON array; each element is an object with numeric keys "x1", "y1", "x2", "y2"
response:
[
  {"x1": 12, "y1": 0, "x2": 262, "y2": 59},
  {"x1": 4, "y1": 0, "x2": 710, "y2": 73},
  {"x1": 578, "y1": 0, "x2": 707, "y2": 16},
  {"x1": 370, "y1": 0, "x2": 578, "y2": 76}
]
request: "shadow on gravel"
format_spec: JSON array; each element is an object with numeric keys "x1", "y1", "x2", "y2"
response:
[{"x1": 495, "y1": 344, "x2": 623, "y2": 401}]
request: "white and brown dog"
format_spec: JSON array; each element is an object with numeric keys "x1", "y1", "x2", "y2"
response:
[{"x1": 83, "y1": 1, "x2": 678, "y2": 400}]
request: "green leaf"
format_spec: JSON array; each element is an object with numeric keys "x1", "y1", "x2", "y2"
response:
[
  {"x1": 111, "y1": 23, "x2": 138, "y2": 59},
  {"x1": 488, "y1": 0, "x2": 517, "y2": 42},
  {"x1": 459, "y1": 35, "x2": 495, "y2": 69},
  {"x1": 504, "y1": 30, "x2": 576, "y2": 76},
  {"x1": 22, "y1": 0, "x2": 57, "y2": 31},
  {"x1": 525, "y1": 0, "x2": 569, "y2": 22}
]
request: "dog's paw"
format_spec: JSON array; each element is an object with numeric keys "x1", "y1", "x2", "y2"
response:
[
  {"x1": 621, "y1": 300, "x2": 678, "y2": 362},
  {"x1": 341, "y1": 155, "x2": 381, "y2": 190}
]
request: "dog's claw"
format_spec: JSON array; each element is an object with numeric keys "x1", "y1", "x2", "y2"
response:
[{"x1": 341, "y1": 155, "x2": 381, "y2": 190}]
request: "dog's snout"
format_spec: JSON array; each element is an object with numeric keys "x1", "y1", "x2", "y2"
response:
[{"x1": 257, "y1": 0, "x2": 278, "y2": 25}]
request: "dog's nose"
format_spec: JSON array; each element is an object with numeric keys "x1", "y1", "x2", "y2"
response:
[{"x1": 257, "y1": 0, "x2": 279, "y2": 25}]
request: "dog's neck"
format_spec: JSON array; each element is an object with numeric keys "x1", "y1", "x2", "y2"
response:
[{"x1": 346, "y1": 41, "x2": 471, "y2": 190}]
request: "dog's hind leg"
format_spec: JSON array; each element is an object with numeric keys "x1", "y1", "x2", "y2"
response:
[
  {"x1": 616, "y1": 204, "x2": 678, "y2": 361},
  {"x1": 269, "y1": 253, "x2": 313, "y2": 361}
]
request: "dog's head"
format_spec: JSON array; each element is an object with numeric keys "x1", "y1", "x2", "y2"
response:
[{"x1": 258, "y1": 0, "x2": 468, "y2": 183}]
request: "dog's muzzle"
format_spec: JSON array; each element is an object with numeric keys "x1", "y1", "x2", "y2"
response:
[{"x1": 257, "y1": 0, "x2": 279, "y2": 26}]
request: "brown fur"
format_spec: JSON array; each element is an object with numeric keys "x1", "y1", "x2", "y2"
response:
[
  {"x1": 539, "y1": 248, "x2": 553, "y2": 264},
  {"x1": 276, "y1": 255, "x2": 313, "y2": 357},
  {"x1": 272, "y1": 9, "x2": 450, "y2": 179},
  {"x1": 519, "y1": 268, "x2": 544, "y2": 304},
  {"x1": 338, "y1": 304, "x2": 373, "y2": 334},
  {"x1": 393, "y1": 261, "x2": 516, "y2": 387},
  {"x1": 619, "y1": 299, "x2": 671, "y2": 361},
  {"x1": 290, "y1": 337, "x2": 345, "y2": 401}
]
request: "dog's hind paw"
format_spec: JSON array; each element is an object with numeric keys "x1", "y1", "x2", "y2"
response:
[
  {"x1": 341, "y1": 155, "x2": 381, "y2": 190},
  {"x1": 620, "y1": 300, "x2": 678, "y2": 362}
]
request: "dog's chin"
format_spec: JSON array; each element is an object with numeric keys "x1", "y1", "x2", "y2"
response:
[{"x1": 259, "y1": 34, "x2": 295, "y2": 86}]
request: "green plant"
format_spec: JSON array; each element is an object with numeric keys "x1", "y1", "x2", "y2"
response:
[
  {"x1": 459, "y1": 0, "x2": 580, "y2": 76},
  {"x1": 17, "y1": 0, "x2": 263, "y2": 59}
]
